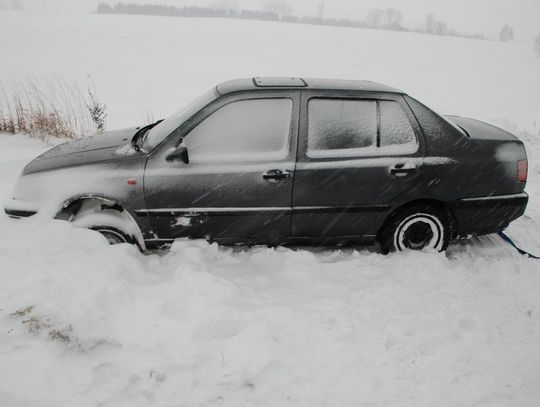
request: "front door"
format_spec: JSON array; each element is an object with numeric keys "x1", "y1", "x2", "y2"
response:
[
  {"x1": 291, "y1": 91, "x2": 425, "y2": 240},
  {"x1": 142, "y1": 91, "x2": 300, "y2": 243}
]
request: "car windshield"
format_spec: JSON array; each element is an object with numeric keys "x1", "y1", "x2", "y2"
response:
[{"x1": 143, "y1": 88, "x2": 218, "y2": 151}]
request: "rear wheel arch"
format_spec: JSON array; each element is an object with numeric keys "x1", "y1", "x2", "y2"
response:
[{"x1": 378, "y1": 198, "x2": 456, "y2": 252}]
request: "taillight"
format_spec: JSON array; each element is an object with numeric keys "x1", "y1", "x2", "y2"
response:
[{"x1": 518, "y1": 160, "x2": 528, "y2": 183}]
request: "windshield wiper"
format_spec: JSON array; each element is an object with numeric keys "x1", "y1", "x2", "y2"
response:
[{"x1": 131, "y1": 119, "x2": 164, "y2": 152}]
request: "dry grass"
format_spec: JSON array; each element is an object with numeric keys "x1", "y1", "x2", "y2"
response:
[
  {"x1": 0, "y1": 75, "x2": 107, "y2": 140},
  {"x1": 10, "y1": 304, "x2": 116, "y2": 351}
]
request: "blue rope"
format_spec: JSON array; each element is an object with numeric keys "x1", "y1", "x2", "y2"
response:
[{"x1": 497, "y1": 231, "x2": 540, "y2": 260}]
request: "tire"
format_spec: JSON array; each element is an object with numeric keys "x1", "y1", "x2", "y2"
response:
[
  {"x1": 379, "y1": 205, "x2": 450, "y2": 253},
  {"x1": 71, "y1": 206, "x2": 140, "y2": 248},
  {"x1": 89, "y1": 225, "x2": 136, "y2": 245}
]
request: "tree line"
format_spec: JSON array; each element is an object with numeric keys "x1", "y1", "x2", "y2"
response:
[
  {"x1": 0, "y1": 0, "x2": 23, "y2": 9},
  {"x1": 97, "y1": 2, "x2": 488, "y2": 41}
]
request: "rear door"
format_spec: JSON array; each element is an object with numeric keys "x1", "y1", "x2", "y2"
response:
[
  {"x1": 142, "y1": 91, "x2": 300, "y2": 243},
  {"x1": 291, "y1": 90, "x2": 425, "y2": 240}
]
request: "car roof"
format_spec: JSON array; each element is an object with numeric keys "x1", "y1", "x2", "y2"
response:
[{"x1": 216, "y1": 77, "x2": 405, "y2": 95}]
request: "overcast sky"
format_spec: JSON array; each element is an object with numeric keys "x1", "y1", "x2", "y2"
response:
[{"x1": 18, "y1": 0, "x2": 540, "y2": 41}]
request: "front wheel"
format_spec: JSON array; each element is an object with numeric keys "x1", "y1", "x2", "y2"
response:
[
  {"x1": 70, "y1": 202, "x2": 141, "y2": 248},
  {"x1": 379, "y1": 205, "x2": 450, "y2": 253},
  {"x1": 90, "y1": 225, "x2": 134, "y2": 245}
]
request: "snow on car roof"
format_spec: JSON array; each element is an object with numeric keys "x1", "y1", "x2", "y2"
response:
[{"x1": 216, "y1": 77, "x2": 405, "y2": 95}]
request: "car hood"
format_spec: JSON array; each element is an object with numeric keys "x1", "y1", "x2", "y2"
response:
[
  {"x1": 445, "y1": 116, "x2": 519, "y2": 142},
  {"x1": 22, "y1": 127, "x2": 142, "y2": 175}
]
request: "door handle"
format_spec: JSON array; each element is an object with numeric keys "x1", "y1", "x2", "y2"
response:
[
  {"x1": 262, "y1": 169, "x2": 291, "y2": 181},
  {"x1": 390, "y1": 163, "x2": 418, "y2": 177}
]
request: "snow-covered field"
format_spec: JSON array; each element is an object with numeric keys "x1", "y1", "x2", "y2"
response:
[
  {"x1": 1, "y1": 10, "x2": 540, "y2": 133},
  {"x1": 1, "y1": 10, "x2": 540, "y2": 407}
]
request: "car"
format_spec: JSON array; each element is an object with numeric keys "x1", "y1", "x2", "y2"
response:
[{"x1": 4, "y1": 77, "x2": 529, "y2": 253}]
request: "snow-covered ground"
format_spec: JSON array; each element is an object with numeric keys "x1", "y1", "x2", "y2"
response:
[{"x1": 1, "y1": 9, "x2": 540, "y2": 407}]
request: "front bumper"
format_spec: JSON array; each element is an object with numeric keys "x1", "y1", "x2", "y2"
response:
[{"x1": 4, "y1": 198, "x2": 38, "y2": 218}]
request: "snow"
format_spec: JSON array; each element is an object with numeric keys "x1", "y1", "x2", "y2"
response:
[
  {"x1": 174, "y1": 216, "x2": 192, "y2": 227},
  {"x1": 185, "y1": 98, "x2": 292, "y2": 163},
  {"x1": 308, "y1": 99, "x2": 378, "y2": 152},
  {"x1": 1, "y1": 136, "x2": 540, "y2": 406},
  {"x1": 3, "y1": 197, "x2": 39, "y2": 213},
  {"x1": 114, "y1": 144, "x2": 137, "y2": 157},
  {"x1": 71, "y1": 200, "x2": 146, "y2": 248},
  {"x1": 1, "y1": 9, "x2": 540, "y2": 407},
  {"x1": 2, "y1": 183, "x2": 540, "y2": 406},
  {"x1": 306, "y1": 98, "x2": 418, "y2": 158}
]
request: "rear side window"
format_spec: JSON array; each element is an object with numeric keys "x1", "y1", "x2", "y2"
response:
[
  {"x1": 308, "y1": 100, "x2": 377, "y2": 152},
  {"x1": 379, "y1": 101, "x2": 417, "y2": 147},
  {"x1": 307, "y1": 99, "x2": 418, "y2": 158},
  {"x1": 185, "y1": 98, "x2": 293, "y2": 162}
]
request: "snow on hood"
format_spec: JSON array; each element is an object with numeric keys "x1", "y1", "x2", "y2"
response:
[
  {"x1": 38, "y1": 127, "x2": 138, "y2": 158},
  {"x1": 22, "y1": 127, "x2": 141, "y2": 175}
]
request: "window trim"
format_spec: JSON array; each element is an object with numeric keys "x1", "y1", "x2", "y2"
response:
[
  {"x1": 184, "y1": 97, "x2": 294, "y2": 163},
  {"x1": 297, "y1": 92, "x2": 425, "y2": 162},
  {"x1": 305, "y1": 97, "x2": 419, "y2": 159},
  {"x1": 152, "y1": 90, "x2": 301, "y2": 164}
]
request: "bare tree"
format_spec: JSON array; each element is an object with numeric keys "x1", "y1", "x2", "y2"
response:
[
  {"x1": 262, "y1": 0, "x2": 291, "y2": 18},
  {"x1": 213, "y1": 0, "x2": 239, "y2": 11},
  {"x1": 425, "y1": 13, "x2": 435, "y2": 34},
  {"x1": 366, "y1": 8, "x2": 384, "y2": 28},
  {"x1": 383, "y1": 8, "x2": 402, "y2": 28},
  {"x1": 425, "y1": 13, "x2": 448, "y2": 35},
  {"x1": 433, "y1": 20, "x2": 448, "y2": 35},
  {"x1": 10, "y1": 0, "x2": 23, "y2": 10},
  {"x1": 535, "y1": 34, "x2": 540, "y2": 56},
  {"x1": 317, "y1": 1, "x2": 324, "y2": 21},
  {"x1": 97, "y1": 3, "x2": 112, "y2": 13},
  {"x1": 499, "y1": 24, "x2": 514, "y2": 42}
]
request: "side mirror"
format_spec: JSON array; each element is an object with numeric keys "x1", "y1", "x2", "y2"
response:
[{"x1": 166, "y1": 145, "x2": 189, "y2": 164}]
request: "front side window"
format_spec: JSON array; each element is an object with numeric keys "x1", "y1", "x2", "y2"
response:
[
  {"x1": 307, "y1": 98, "x2": 418, "y2": 158},
  {"x1": 184, "y1": 98, "x2": 293, "y2": 162},
  {"x1": 144, "y1": 88, "x2": 218, "y2": 151}
]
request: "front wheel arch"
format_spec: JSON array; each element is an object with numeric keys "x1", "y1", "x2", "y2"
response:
[{"x1": 56, "y1": 197, "x2": 145, "y2": 250}]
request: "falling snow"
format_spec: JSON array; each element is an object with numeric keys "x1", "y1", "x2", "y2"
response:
[{"x1": 1, "y1": 8, "x2": 540, "y2": 407}]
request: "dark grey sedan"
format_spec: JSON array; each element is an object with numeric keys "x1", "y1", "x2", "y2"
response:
[{"x1": 4, "y1": 77, "x2": 528, "y2": 252}]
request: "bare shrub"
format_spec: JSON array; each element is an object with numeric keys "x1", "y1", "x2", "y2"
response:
[
  {"x1": 10, "y1": 305, "x2": 34, "y2": 317},
  {"x1": 138, "y1": 97, "x2": 155, "y2": 126},
  {"x1": 0, "y1": 75, "x2": 107, "y2": 140},
  {"x1": 87, "y1": 89, "x2": 107, "y2": 133}
]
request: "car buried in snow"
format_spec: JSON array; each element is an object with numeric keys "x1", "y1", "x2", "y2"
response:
[{"x1": 4, "y1": 77, "x2": 529, "y2": 253}]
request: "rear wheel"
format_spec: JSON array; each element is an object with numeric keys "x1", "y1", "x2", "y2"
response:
[{"x1": 379, "y1": 205, "x2": 450, "y2": 253}]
